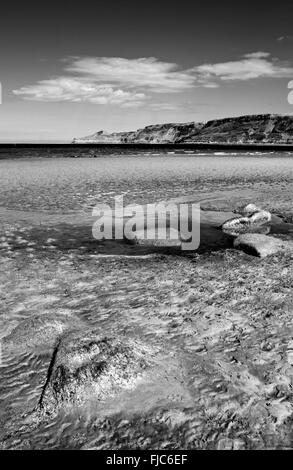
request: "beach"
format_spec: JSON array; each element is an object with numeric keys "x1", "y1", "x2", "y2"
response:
[{"x1": 1, "y1": 149, "x2": 293, "y2": 449}]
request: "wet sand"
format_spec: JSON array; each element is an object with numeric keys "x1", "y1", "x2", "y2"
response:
[{"x1": 1, "y1": 153, "x2": 293, "y2": 449}]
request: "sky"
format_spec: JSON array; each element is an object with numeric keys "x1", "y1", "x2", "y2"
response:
[{"x1": 0, "y1": 0, "x2": 293, "y2": 142}]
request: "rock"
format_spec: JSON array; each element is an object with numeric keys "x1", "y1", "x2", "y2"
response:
[
  {"x1": 271, "y1": 214, "x2": 285, "y2": 225},
  {"x1": 39, "y1": 330, "x2": 154, "y2": 416},
  {"x1": 221, "y1": 216, "x2": 271, "y2": 237},
  {"x1": 222, "y1": 215, "x2": 252, "y2": 236},
  {"x1": 241, "y1": 203, "x2": 261, "y2": 216},
  {"x1": 250, "y1": 210, "x2": 271, "y2": 225},
  {"x1": 221, "y1": 210, "x2": 272, "y2": 236},
  {"x1": 3, "y1": 313, "x2": 82, "y2": 351},
  {"x1": 130, "y1": 228, "x2": 182, "y2": 249},
  {"x1": 233, "y1": 234, "x2": 286, "y2": 257}
]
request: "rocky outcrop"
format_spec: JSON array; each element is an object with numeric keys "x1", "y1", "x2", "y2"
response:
[
  {"x1": 233, "y1": 233, "x2": 288, "y2": 257},
  {"x1": 73, "y1": 114, "x2": 293, "y2": 144},
  {"x1": 73, "y1": 122, "x2": 205, "y2": 144},
  {"x1": 38, "y1": 330, "x2": 154, "y2": 416},
  {"x1": 184, "y1": 114, "x2": 293, "y2": 144}
]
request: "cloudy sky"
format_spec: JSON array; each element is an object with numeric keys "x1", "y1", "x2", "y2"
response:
[{"x1": 0, "y1": 0, "x2": 293, "y2": 142}]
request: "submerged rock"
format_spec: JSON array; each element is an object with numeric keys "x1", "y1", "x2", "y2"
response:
[
  {"x1": 233, "y1": 234, "x2": 287, "y2": 257},
  {"x1": 131, "y1": 228, "x2": 182, "y2": 249},
  {"x1": 3, "y1": 312, "x2": 82, "y2": 352},
  {"x1": 39, "y1": 330, "x2": 154, "y2": 415}
]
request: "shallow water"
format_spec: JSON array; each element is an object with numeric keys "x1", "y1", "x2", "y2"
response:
[
  {"x1": 1, "y1": 150, "x2": 293, "y2": 216},
  {"x1": 1, "y1": 149, "x2": 293, "y2": 449}
]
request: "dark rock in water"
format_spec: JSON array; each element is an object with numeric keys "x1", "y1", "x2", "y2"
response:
[
  {"x1": 39, "y1": 330, "x2": 154, "y2": 416},
  {"x1": 221, "y1": 210, "x2": 272, "y2": 236},
  {"x1": 131, "y1": 228, "x2": 182, "y2": 249},
  {"x1": 233, "y1": 234, "x2": 288, "y2": 257},
  {"x1": 3, "y1": 313, "x2": 82, "y2": 352}
]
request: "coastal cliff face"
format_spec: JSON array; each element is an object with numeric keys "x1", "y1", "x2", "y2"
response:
[{"x1": 73, "y1": 114, "x2": 293, "y2": 144}]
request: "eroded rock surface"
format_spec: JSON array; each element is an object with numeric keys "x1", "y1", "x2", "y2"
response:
[
  {"x1": 39, "y1": 330, "x2": 154, "y2": 416},
  {"x1": 221, "y1": 210, "x2": 272, "y2": 237},
  {"x1": 3, "y1": 312, "x2": 83, "y2": 352},
  {"x1": 240, "y1": 203, "x2": 261, "y2": 216},
  {"x1": 73, "y1": 114, "x2": 293, "y2": 145}
]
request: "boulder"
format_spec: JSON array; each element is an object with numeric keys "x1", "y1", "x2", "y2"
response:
[
  {"x1": 233, "y1": 234, "x2": 287, "y2": 257},
  {"x1": 221, "y1": 210, "x2": 272, "y2": 237},
  {"x1": 221, "y1": 216, "x2": 270, "y2": 237},
  {"x1": 38, "y1": 330, "x2": 154, "y2": 415},
  {"x1": 270, "y1": 214, "x2": 285, "y2": 225},
  {"x1": 241, "y1": 203, "x2": 261, "y2": 216},
  {"x1": 249, "y1": 210, "x2": 271, "y2": 225}
]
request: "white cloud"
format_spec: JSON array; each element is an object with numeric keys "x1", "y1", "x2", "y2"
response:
[
  {"x1": 277, "y1": 35, "x2": 293, "y2": 42},
  {"x1": 243, "y1": 52, "x2": 271, "y2": 59},
  {"x1": 148, "y1": 102, "x2": 180, "y2": 111},
  {"x1": 13, "y1": 57, "x2": 195, "y2": 106},
  {"x1": 13, "y1": 77, "x2": 147, "y2": 107},
  {"x1": 65, "y1": 57, "x2": 195, "y2": 93},
  {"x1": 191, "y1": 52, "x2": 293, "y2": 84},
  {"x1": 13, "y1": 53, "x2": 293, "y2": 106}
]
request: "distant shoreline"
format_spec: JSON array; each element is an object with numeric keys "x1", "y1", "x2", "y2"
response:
[{"x1": 1, "y1": 142, "x2": 293, "y2": 150}]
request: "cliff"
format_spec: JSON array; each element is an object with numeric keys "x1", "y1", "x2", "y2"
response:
[{"x1": 73, "y1": 114, "x2": 293, "y2": 144}]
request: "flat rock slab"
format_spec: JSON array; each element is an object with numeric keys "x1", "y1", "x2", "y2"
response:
[
  {"x1": 39, "y1": 330, "x2": 155, "y2": 416},
  {"x1": 3, "y1": 313, "x2": 83, "y2": 352},
  {"x1": 233, "y1": 233, "x2": 292, "y2": 257}
]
